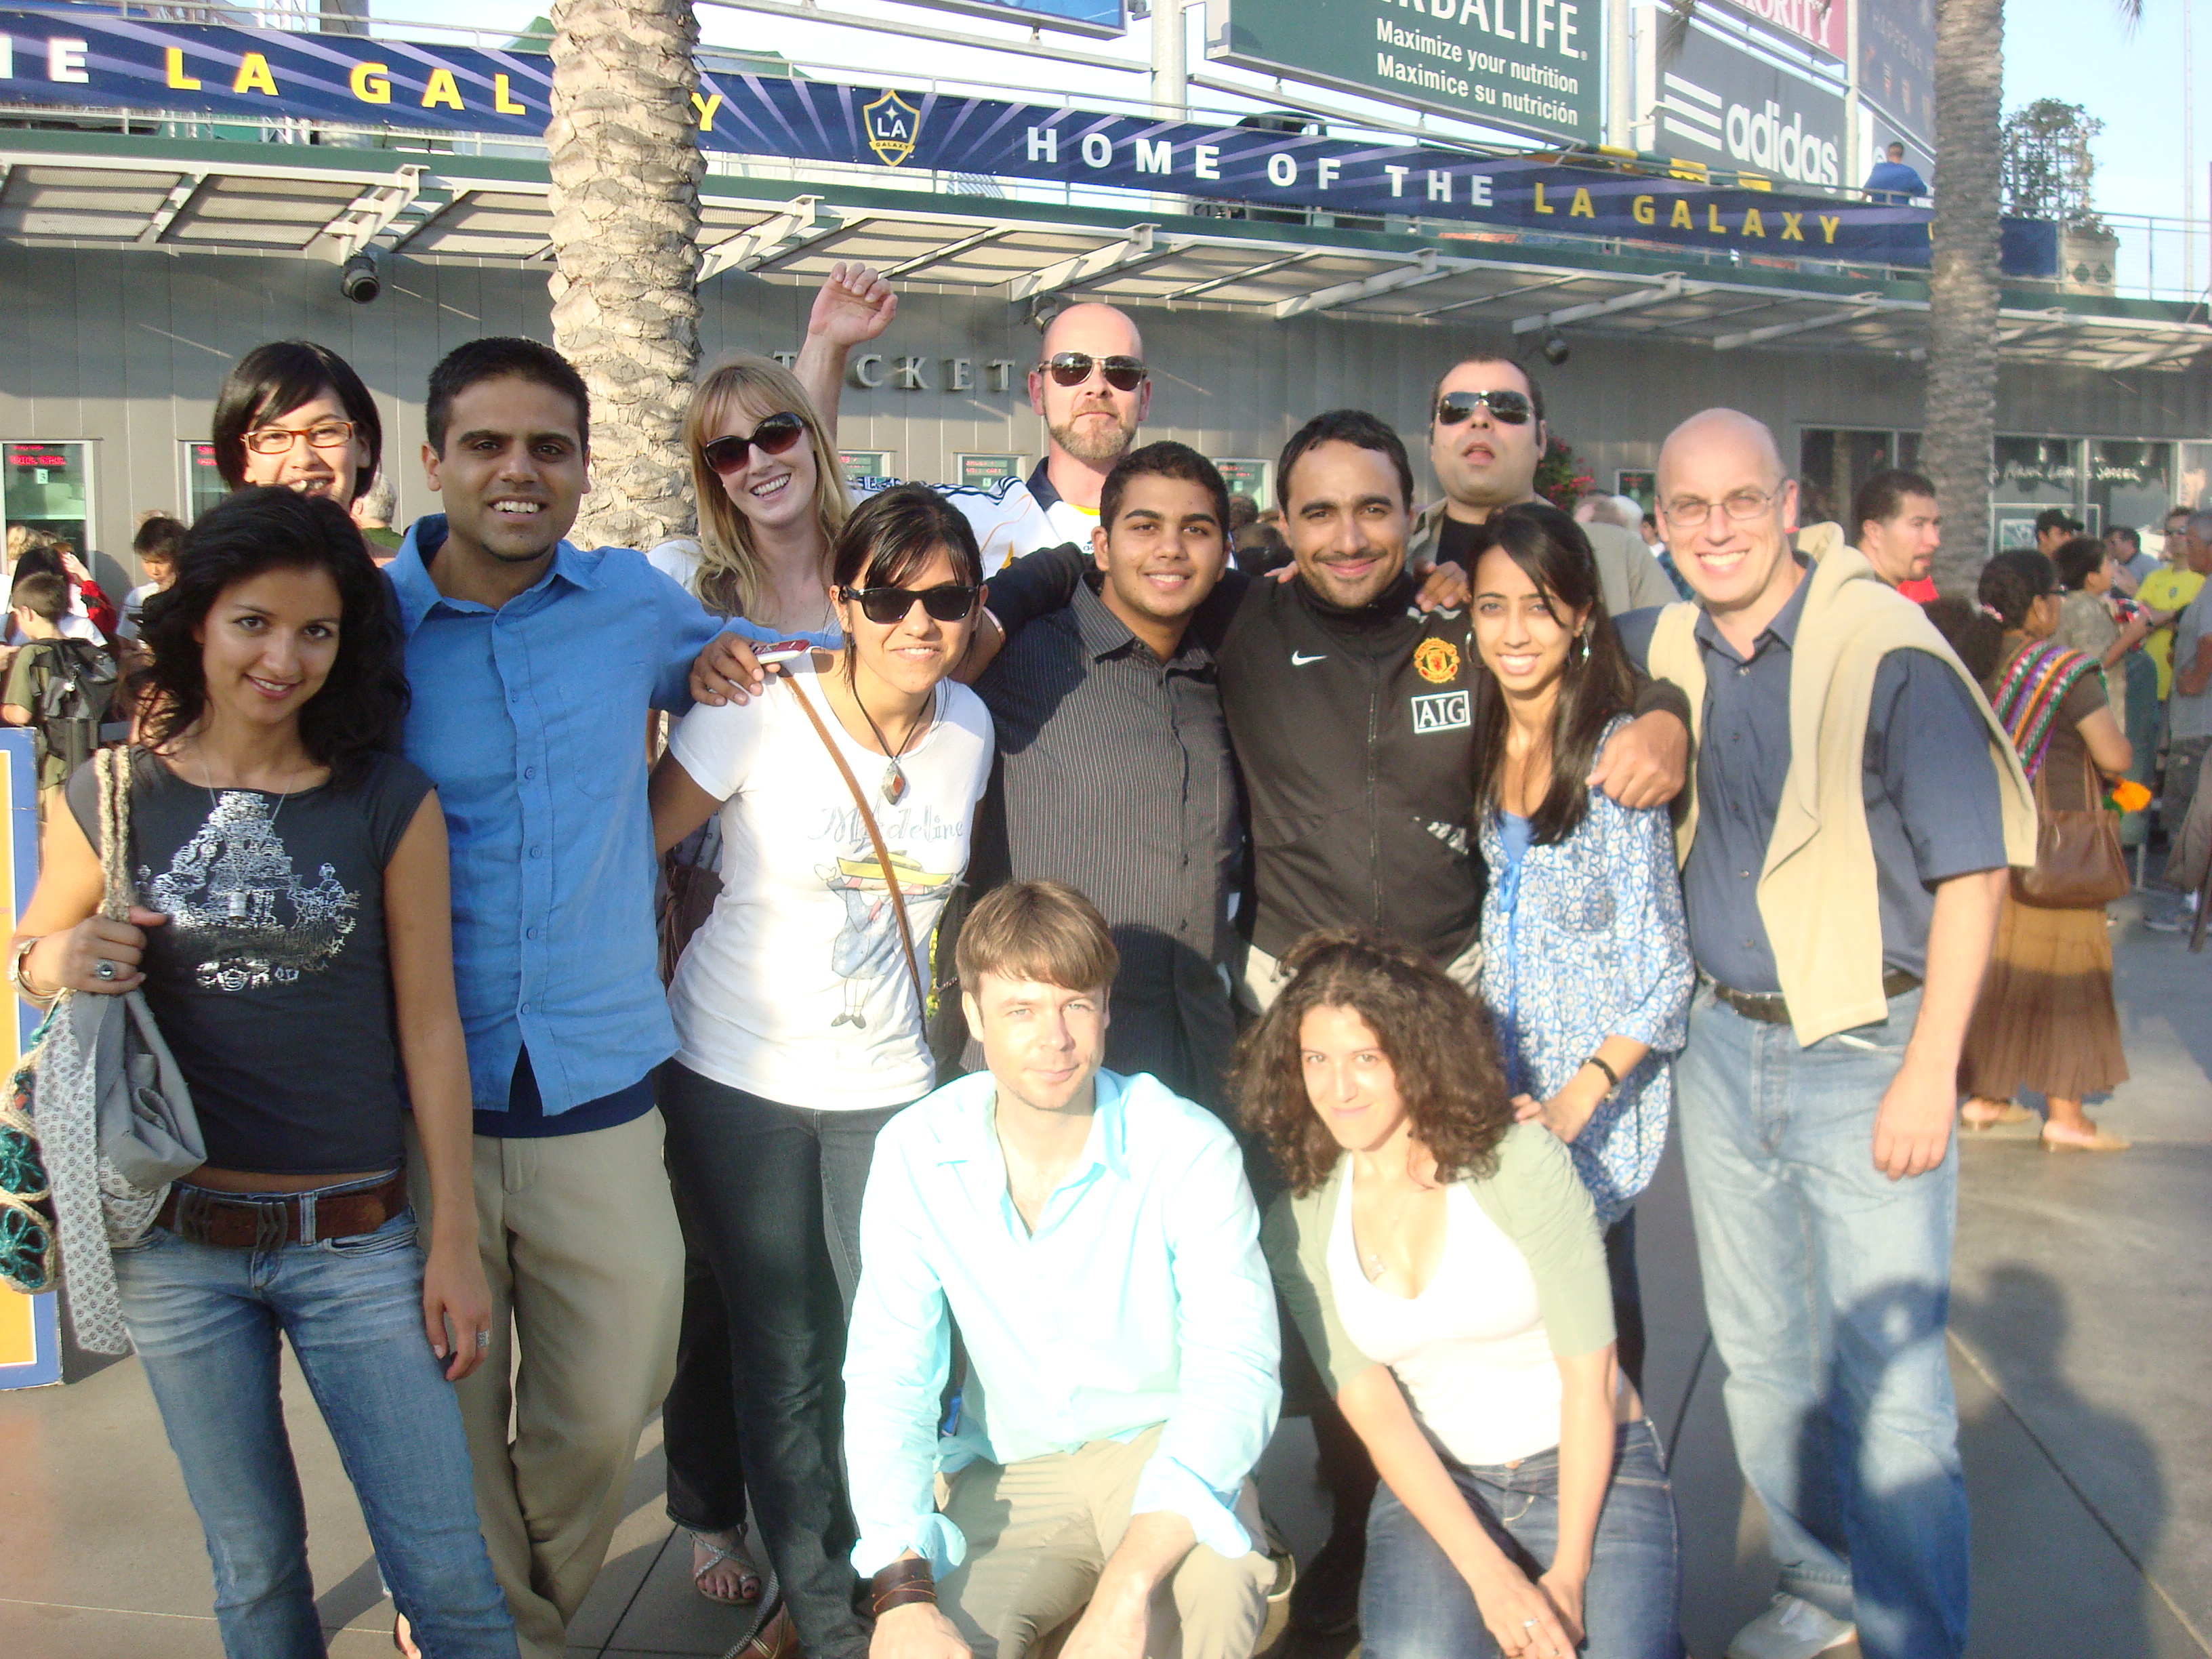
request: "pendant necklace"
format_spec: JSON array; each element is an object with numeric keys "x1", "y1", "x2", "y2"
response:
[{"x1": 853, "y1": 693, "x2": 928, "y2": 806}]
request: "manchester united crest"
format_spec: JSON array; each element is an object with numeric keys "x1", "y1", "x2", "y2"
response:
[
  {"x1": 862, "y1": 91, "x2": 922, "y2": 167},
  {"x1": 1413, "y1": 637, "x2": 1460, "y2": 684}
]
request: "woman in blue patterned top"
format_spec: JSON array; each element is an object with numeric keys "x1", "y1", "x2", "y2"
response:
[{"x1": 1467, "y1": 504, "x2": 1693, "y2": 1388}]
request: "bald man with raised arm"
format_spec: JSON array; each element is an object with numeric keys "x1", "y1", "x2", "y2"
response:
[
  {"x1": 1610, "y1": 411, "x2": 2034, "y2": 1659},
  {"x1": 796, "y1": 266, "x2": 1150, "y2": 572}
]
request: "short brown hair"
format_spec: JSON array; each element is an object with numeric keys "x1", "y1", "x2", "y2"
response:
[
  {"x1": 956, "y1": 881, "x2": 1119, "y2": 994},
  {"x1": 1231, "y1": 930, "x2": 1513, "y2": 1196}
]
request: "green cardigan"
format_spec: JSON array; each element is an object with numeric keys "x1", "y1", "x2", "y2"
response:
[{"x1": 1260, "y1": 1122, "x2": 1616, "y2": 1397}]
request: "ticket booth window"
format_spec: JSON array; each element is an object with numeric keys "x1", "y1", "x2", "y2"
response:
[
  {"x1": 183, "y1": 441, "x2": 228, "y2": 522},
  {"x1": 3, "y1": 441, "x2": 94, "y2": 562}
]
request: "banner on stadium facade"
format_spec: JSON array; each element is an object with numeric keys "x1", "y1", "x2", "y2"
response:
[
  {"x1": 1647, "y1": 20, "x2": 1846, "y2": 190},
  {"x1": 893, "y1": 0, "x2": 1127, "y2": 39},
  {"x1": 1694, "y1": 0, "x2": 1844, "y2": 62},
  {"x1": 1210, "y1": 0, "x2": 1603, "y2": 146},
  {"x1": 0, "y1": 7, "x2": 1943, "y2": 264}
]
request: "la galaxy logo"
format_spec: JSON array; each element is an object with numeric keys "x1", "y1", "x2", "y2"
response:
[{"x1": 863, "y1": 91, "x2": 922, "y2": 167}]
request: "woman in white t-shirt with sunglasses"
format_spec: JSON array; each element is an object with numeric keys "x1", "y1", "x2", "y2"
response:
[{"x1": 649, "y1": 484, "x2": 994, "y2": 1659}]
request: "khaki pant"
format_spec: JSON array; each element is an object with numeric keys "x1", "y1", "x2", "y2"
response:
[
  {"x1": 937, "y1": 1427, "x2": 1273, "y2": 1659},
  {"x1": 1235, "y1": 933, "x2": 1482, "y2": 1016},
  {"x1": 407, "y1": 1109, "x2": 684, "y2": 1659}
]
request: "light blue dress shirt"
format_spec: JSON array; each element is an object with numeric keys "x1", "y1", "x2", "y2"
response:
[
  {"x1": 386, "y1": 516, "x2": 723, "y2": 1115},
  {"x1": 843, "y1": 1067, "x2": 1281, "y2": 1578}
]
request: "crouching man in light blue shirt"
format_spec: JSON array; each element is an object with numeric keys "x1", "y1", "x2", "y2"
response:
[{"x1": 845, "y1": 881, "x2": 1282, "y2": 1659}]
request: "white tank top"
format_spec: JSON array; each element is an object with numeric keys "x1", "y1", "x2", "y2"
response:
[{"x1": 1329, "y1": 1176, "x2": 1565, "y2": 1467}]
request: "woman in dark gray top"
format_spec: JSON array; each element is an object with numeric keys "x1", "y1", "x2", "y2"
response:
[{"x1": 11, "y1": 487, "x2": 516, "y2": 1658}]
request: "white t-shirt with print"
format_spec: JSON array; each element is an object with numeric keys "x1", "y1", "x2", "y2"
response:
[
  {"x1": 666, "y1": 656, "x2": 994, "y2": 1111},
  {"x1": 854, "y1": 475, "x2": 1097, "y2": 577}
]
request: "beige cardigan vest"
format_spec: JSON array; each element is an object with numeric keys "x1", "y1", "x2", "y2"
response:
[{"x1": 1646, "y1": 544, "x2": 2036, "y2": 1046}]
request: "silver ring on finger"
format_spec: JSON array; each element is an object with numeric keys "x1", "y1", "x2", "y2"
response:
[
  {"x1": 93, "y1": 959, "x2": 118, "y2": 981},
  {"x1": 474, "y1": 1330, "x2": 491, "y2": 1349}
]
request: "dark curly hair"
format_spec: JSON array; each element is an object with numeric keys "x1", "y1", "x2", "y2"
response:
[
  {"x1": 1231, "y1": 930, "x2": 1514, "y2": 1197},
  {"x1": 136, "y1": 486, "x2": 408, "y2": 786}
]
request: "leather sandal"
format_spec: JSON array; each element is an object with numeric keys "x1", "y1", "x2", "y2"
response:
[
  {"x1": 737, "y1": 1601, "x2": 801, "y2": 1658},
  {"x1": 1961, "y1": 1099, "x2": 2034, "y2": 1130}
]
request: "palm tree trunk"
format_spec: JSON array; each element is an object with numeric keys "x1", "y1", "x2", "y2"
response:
[
  {"x1": 547, "y1": 0, "x2": 703, "y2": 550},
  {"x1": 1924, "y1": 0, "x2": 2005, "y2": 589}
]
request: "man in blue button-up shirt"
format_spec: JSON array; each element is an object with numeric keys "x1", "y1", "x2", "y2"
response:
[
  {"x1": 390, "y1": 339, "x2": 724, "y2": 1659},
  {"x1": 844, "y1": 882, "x2": 1279, "y2": 1659}
]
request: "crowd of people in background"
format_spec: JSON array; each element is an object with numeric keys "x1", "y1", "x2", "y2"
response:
[{"x1": 6, "y1": 258, "x2": 2209, "y2": 1659}]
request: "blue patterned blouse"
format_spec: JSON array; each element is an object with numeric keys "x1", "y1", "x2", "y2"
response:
[{"x1": 1476, "y1": 722, "x2": 1694, "y2": 1228}]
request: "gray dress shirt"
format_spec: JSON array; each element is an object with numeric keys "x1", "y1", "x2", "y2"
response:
[
  {"x1": 1617, "y1": 570, "x2": 2007, "y2": 994},
  {"x1": 971, "y1": 579, "x2": 1242, "y2": 1108}
]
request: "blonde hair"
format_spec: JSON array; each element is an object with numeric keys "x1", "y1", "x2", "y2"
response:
[{"x1": 682, "y1": 355, "x2": 849, "y2": 619}]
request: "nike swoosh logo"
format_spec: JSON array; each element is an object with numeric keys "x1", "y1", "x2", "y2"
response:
[{"x1": 1292, "y1": 652, "x2": 1326, "y2": 665}]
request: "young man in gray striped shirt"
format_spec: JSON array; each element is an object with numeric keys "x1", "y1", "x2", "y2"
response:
[{"x1": 967, "y1": 442, "x2": 1242, "y2": 1112}]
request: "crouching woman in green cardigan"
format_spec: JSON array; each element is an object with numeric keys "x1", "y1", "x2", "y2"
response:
[{"x1": 1234, "y1": 931, "x2": 1680, "y2": 1659}]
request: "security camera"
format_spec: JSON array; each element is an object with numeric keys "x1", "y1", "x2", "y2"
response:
[
  {"x1": 1541, "y1": 331, "x2": 1570, "y2": 367},
  {"x1": 340, "y1": 252, "x2": 381, "y2": 305}
]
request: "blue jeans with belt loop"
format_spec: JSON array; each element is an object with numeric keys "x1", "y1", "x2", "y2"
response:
[
  {"x1": 114, "y1": 1195, "x2": 518, "y2": 1659},
  {"x1": 1675, "y1": 983, "x2": 1968, "y2": 1659},
  {"x1": 1359, "y1": 1418, "x2": 1681, "y2": 1658}
]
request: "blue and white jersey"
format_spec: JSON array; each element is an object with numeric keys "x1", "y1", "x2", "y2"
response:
[{"x1": 855, "y1": 466, "x2": 1097, "y2": 576}]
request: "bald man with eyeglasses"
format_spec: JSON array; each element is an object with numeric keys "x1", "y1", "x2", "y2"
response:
[
  {"x1": 796, "y1": 266, "x2": 1151, "y2": 573},
  {"x1": 1407, "y1": 356, "x2": 1677, "y2": 618}
]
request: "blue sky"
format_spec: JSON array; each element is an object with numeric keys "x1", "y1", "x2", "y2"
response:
[{"x1": 2006, "y1": 0, "x2": 2191, "y2": 220}]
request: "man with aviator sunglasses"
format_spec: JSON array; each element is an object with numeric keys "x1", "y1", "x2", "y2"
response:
[
  {"x1": 796, "y1": 266, "x2": 1151, "y2": 573},
  {"x1": 1412, "y1": 359, "x2": 1677, "y2": 622}
]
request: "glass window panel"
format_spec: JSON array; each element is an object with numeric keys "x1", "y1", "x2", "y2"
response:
[
  {"x1": 2178, "y1": 444, "x2": 2212, "y2": 515},
  {"x1": 1992, "y1": 436, "x2": 2081, "y2": 508},
  {"x1": 3, "y1": 441, "x2": 94, "y2": 565},
  {"x1": 2088, "y1": 441, "x2": 2173, "y2": 539},
  {"x1": 1797, "y1": 428, "x2": 1906, "y2": 529},
  {"x1": 184, "y1": 442, "x2": 227, "y2": 522}
]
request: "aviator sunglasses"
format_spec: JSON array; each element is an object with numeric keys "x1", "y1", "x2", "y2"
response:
[
  {"x1": 838, "y1": 583, "x2": 982, "y2": 626},
  {"x1": 701, "y1": 411, "x2": 809, "y2": 474},
  {"x1": 1038, "y1": 352, "x2": 1148, "y2": 392},
  {"x1": 1434, "y1": 388, "x2": 1536, "y2": 427}
]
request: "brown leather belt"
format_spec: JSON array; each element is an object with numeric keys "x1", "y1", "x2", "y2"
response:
[
  {"x1": 1708, "y1": 969, "x2": 1922, "y2": 1026},
  {"x1": 156, "y1": 1174, "x2": 409, "y2": 1250}
]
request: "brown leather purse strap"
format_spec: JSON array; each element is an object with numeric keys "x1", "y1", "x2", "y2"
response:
[{"x1": 783, "y1": 675, "x2": 927, "y2": 1016}]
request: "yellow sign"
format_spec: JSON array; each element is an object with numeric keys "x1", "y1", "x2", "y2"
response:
[{"x1": 1413, "y1": 636, "x2": 1460, "y2": 685}]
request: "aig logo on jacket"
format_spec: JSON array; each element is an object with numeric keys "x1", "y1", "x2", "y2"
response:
[{"x1": 1410, "y1": 635, "x2": 1469, "y2": 732}]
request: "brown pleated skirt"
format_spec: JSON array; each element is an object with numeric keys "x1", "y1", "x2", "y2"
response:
[{"x1": 1958, "y1": 888, "x2": 2129, "y2": 1102}]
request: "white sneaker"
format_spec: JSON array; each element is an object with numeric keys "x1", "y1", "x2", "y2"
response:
[{"x1": 1725, "y1": 1593, "x2": 1857, "y2": 1659}]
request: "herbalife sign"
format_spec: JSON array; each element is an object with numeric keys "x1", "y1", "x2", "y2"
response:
[{"x1": 1212, "y1": 0, "x2": 1603, "y2": 146}]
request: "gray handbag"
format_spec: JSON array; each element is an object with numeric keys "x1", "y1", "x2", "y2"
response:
[{"x1": 24, "y1": 746, "x2": 203, "y2": 1353}]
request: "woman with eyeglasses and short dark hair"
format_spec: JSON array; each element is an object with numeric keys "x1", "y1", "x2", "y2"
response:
[
  {"x1": 211, "y1": 340, "x2": 385, "y2": 510},
  {"x1": 647, "y1": 485, "x2": 995, "y2": 1659}
]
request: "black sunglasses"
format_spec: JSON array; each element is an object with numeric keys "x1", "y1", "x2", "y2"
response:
[
  {"x1": 1038, "y1": 352, "x2": 1147, "y2": 392},
  {"x1": 1435, "y1": 388, "x2": 1535, "y2": 427},
  {"x1": 701, "y1": 411, "x2": 808, "y2": 474},
  {"x1": 839, "y1": 583, "x2": 981, "y2": 626}
]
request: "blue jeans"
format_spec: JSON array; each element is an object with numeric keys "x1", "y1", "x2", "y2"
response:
[
  {"x1": 1361, "y1": 1420, "x2": 1681, "y2": 1658},
  {"x1": 115, "y1": 1200, "x2": 516, "y2": 1659},
  {"x1": 1675, "y1": 985, "x2": 1968, "y2": 1659}
]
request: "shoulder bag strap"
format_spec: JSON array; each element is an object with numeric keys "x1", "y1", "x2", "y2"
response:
[
  {"x1": 782, "y1": 676, "x2": 928, "y2": 1017},
  {"x1": 97, "y1": 747, "x2": 132, "y2": 923}
]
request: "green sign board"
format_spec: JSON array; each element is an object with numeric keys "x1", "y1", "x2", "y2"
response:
[
  {"x1": 1212, "y1": 0, "x2": 1602, "y2": 146},
  {"x1": 956, "y1": 453, "x2": 1025, "y2": 489},
  {"x1": 840, "y1": 450, "x2": 894, "y2": 483}
]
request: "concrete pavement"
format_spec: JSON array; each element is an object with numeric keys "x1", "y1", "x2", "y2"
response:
[{"x1": 3, "y1": 900, "x2": 2207, "y2": 1658}]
